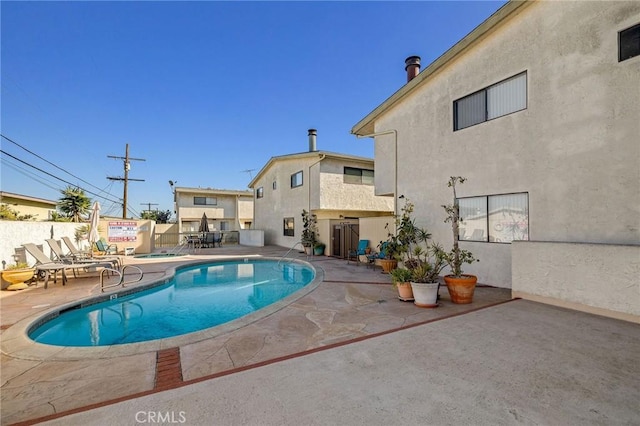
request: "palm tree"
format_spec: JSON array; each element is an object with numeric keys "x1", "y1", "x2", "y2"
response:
[{"x1": 58, "y1": 186, "x2": 91, "y2": 222}]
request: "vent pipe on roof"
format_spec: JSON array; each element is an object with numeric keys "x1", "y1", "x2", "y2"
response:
[
  {"x1": 308, "y1": 128, "x2": 317, "y2": 152},
  {"x1": 405, "y1": 56, "x2": 421, "y2": 82}
]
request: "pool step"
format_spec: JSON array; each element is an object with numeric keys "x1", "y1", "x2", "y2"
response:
[{"x1": 155, "y1": 347, "x2": 183, "y2": 389}]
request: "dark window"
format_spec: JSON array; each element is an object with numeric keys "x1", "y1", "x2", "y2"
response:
[
  {"x1": 291, "y1": 171, "x2": 303, "y2": 188},
  {"x1": 619, "y1": 23, "x2": 640, "y2": 62},
  {"x1": 194, "y1": 197, "x2": 217, "y2": 205},
  {"x1": 256, "y1": 187, "x2": 264, "y2": 199},
  {"x1": 272, "y1": 181, "x2": 277, "y2": 190},
  {"x1": 283, "y1": 217, "x2": 294, "y2": 236},
  {"x1": 454, "y1": 72, "x2": 527, "y2": 131},
  {"x1": 344, "y1": 167, "x2": 374, "y2": 185}
]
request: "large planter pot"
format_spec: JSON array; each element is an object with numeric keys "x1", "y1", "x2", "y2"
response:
[
  {"x1": 378, "y1": 259, "x2": 398, "y2": 274},
  {"x1": 395, "y1": 282, "x2": 414, "y2": 301},
  {"x1": 2, "y1": 268, "x2": 35, "y2": 291},
  {"x1": 410, "y1": 282, "x2": 439, "y2": 308},
  {"x1": 444, "y1": 275, "x2": 477, "y2": 304},
  {"x1": 313, "y1": 245, "x2": 325, "y2": 256}
]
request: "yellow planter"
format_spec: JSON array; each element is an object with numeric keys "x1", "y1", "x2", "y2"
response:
[{"x1": 2, "y1": 268, "x2": 35, "y2": 291}]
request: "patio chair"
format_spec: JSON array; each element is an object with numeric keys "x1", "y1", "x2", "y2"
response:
[
  {"x1": 202, "y1": 232, "x2": 215, "y2": 248},
  {"x1": 23, "y1": 243, "x2": 116, "y2": 289},
  {"x1": 95, "y1": 239, "x2": 118, "y2": 255},
  {"x1": 347, "y1": 240, "x2": 369, "y2": 265},
  {"x1": 366, "y1": 242, "x2": 389, "y2": 270},
  {"x1": 213, "y1": 232, "x2": 223, "y2": 248}
]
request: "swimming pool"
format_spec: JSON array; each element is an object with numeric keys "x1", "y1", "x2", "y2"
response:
[{"x1": 28, "y1": 259, "x2": 315, "y2": 347}]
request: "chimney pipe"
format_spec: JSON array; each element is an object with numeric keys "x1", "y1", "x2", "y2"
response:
[
  {"x1": 308, "y1": 129, "x2": 317, "y2": 152},
  {"x1": 405, "y1": 56, "x2": 421, "y2": 82}
]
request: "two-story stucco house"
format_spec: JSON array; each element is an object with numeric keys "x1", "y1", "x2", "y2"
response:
[
  {"x1": 352, "y1": 1, "x2": 639, "y2": 322},
  {"x1": 173, "y1": 187, "x2": 253, "y2": 235},
  {"x1": 248, "y1": 129, "x2": 394, "y2": 256}
]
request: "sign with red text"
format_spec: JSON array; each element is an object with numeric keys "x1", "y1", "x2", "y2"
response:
[{"x1": 108, "y1": 221, "x2": 138, "y2": 242}]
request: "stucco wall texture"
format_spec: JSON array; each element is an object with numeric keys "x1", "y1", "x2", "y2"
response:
[{"x1": 371, "y1": 1, "x2": 640, "y2": 290}]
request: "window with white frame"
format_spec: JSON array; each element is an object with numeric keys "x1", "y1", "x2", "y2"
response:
[
  {"x1": 291, "y1": 171, "x2": 303, "y2": 188},
  {"x1": 256, "y1": 187, "x2": 264, "y2": 199},
  {"x1": 454, "y1": 72, "x2": 527, "y2": 131},
  {"x1": 344, "y1": 167, "x2": 374, "y2": 185},
  {"x1": 283, "y1": 217, "x2": 294, "y2": 236},
  {"x1": 194, "y1": 196, "x2": 217, "y2": 205},
  {"x1": 458, "y1": 192, "x2": 529, "y2": 243}
]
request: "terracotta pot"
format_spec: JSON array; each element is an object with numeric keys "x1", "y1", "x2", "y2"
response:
[
  {"x1": 395, "y1": 282, "x2": 414, "y2": 301},
  {"x1": 378, "y1": 259, "x2": 397, "y2": 274},
  {"x1": 410, "y1": 282, "x2": 439, "y2": 308},
  {"x1": 2, "y1": 268, "x2": 35, "y2": 291},
  {"x1": 444, "y1": 275, "x2": 477, "y2": 304}
]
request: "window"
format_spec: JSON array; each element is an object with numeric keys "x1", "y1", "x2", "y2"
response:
[
  {"x1": 458, "y1": 193, "x2": 528, "y2": 243},
  {"x1": 619, "y1": 23, "x2": 640, "y2": 62},
  {"x1": 194, "y1": 197, "x2": 217, "y2": 205},
  {"x1": 283, "y1": 217, "x2": 294, "y2": 236},
  {"x1": 291, "y1": 171, "x2": 303, "y2": 188},
  {"x1": 344, "y1": 167, "x2": 374, "y2": 185},
  {"x1": 272, "y1": 181, "x2": 277, "y2": 190},
  {"x1": 454, "y1": 72, "x2": 527, "y2": 131},
  {"x1": 256, "y1": 187, "x2": 264, "y2": 199},
  {"x1": 220, "y1": 221, "x2": 228, "y2": 231}
]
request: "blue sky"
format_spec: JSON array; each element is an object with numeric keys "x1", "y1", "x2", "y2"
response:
[{"x1": 1, "y1": 1, "x2": 505, "y2": 218}]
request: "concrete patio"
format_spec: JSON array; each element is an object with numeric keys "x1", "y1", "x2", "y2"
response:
[{"x1": 1, "y1": 245, "x2": 638, "y2": 425}]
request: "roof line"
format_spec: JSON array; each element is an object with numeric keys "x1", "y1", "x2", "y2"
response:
[{"x1": 351, "y1": 0, "x2": 531, "y2": 136}]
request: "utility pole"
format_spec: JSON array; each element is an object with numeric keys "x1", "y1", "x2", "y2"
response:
[
  {"x1": 140, "y1": 202, "x2": 159, "y2": 214},
  {"x1": 107, "y1": 143, "x2": 145, "y2": 219}
]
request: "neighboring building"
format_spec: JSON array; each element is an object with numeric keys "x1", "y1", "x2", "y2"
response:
[
  {"x1": 248, "y1": 129, "x2": 394, "y2": 256},
  {"x1": 352, "y1": 1, "x2": 639, "y2": 321},
  {"x1": 0, "y1": 191, "x2": 57, "y2": 221},
  {"x1": 173, "y1": 187, "x2": 253, "y2": 233}
]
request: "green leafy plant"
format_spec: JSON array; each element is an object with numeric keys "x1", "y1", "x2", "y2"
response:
[
  {"x1": 4, "y1": 262, "x2": 31, "y2": 270},
  {"x1": 301, "y1": 209, "x2": 318, "y2": 248},
  {"x1": 389, "y1": 267, "x2": 413, "y2": 287},
  {"x1": 441, "y1": 177, "x2": 479, "y2": 277}
]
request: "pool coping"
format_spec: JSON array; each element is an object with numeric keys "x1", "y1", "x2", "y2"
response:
[{"x1": 0, "y1": 256, "x2": 322, "y2": 361}]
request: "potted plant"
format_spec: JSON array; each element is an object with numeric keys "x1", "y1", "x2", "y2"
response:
[
  {"x1": 301, "y1": 209, "x2": 318, "y2": 255},
  {"x1": 313, "y1": 242, "x2": 326, "y2": 256},
  {"x1": 390, "y1": 267, "x2": 414, "y2": 301},
  {"x1": 441, "y1": 176, "x2": 480, "y2": 304},
  {"x1": 409, "y1": 243, "x2": 447, "y2": 308},
  {"x1": 2, "y1": 261, "x2": 35, "y2": 291}
]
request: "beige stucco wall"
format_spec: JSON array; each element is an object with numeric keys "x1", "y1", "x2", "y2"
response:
[
  {"x1": 512, "y1": 241, "x2": 640, "y2": 323},
  {"x1": 358, "y1": 216, "x2": 395, "y2": 253},
  {"x1": 371, "y1": 1, "x2": 640, "y2": 287},
  {"x1": 252, "y1": 154, "x2": 393, "y2": 249},
  {"x1": 318, "y1": 158, "x2": 394, "y2": 212},
  {"x1": 175, "y1": 190, "x2": 253, "y2": 231}
]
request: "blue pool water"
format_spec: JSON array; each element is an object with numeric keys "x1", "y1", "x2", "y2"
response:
[{"x1": 29, "y1": 260, "x2": 314, "y2": 347}]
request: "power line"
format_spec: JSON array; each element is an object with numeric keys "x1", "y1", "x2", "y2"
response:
[
  {"x1": 107, "y1": 143, "x2": 145, "y2": 219},
  {"x1": 0, "y1": 149, "x2": 123, "y2": 205},
  {"x1": 1, "y1": 133, "x2": 115, "y2": 199}
]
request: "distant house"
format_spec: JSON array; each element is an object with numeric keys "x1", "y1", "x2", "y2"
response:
[
  {"x1": 0, "y1": 191, "x2": 57, "y2": 221},
  {"x1": 173, "y1": 187, "x2": 253, "y2": 234},
  {"x1": 351, "y1": 1, "x2": 639, "y2": 321},
  {"x1": 248, "y1": 129, "x2": 394, "y2": 257}
]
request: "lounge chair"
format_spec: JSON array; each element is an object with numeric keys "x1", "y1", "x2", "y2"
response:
[
  {"x1": 347, "y1": 240, "x2": 369, "y2": 265},
  {"x1": 95, "y1": 239, "x2": 118, "y2": 255},
  {"x1": 61, "y1": 236, "x2": 122, "y2": 269},
  {"x1": 48, "y1": 238, "x2": 121, "y2": 270},
  {"x1": 23, "y1": 243, "x2": 115, "y2": 289}
]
